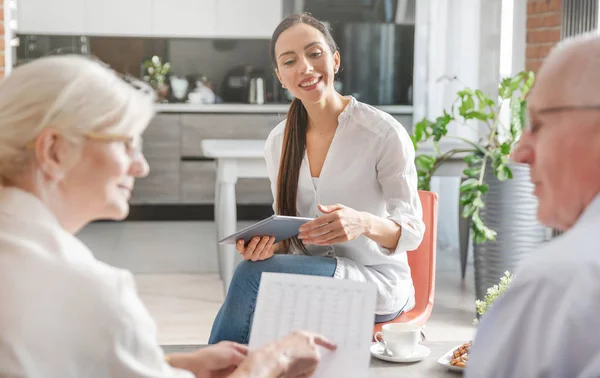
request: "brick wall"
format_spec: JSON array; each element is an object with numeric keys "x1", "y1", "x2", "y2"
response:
[
  {"x1": 0, "y1": 0, "x2": 4, "y2": 79},
  {"x1": 526, "y1": 0, "x2": 563, "y2": 73}
]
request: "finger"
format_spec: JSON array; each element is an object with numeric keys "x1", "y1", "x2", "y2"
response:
[
  {"x1": 258, "y1": 237, "x2": 276, "y2": 260},
  {"x1": 313, "y1": 235, "x2": 349, "y2": 246},
  {"x1": 299, "y1": 221, "x2": 339, "y2": 241},
  {"x1": 219, "y1": 341, "x2": 249, "y2": 356},
  {"x1": 312, "y1": 335, "x2": 337, "y2": 351},
  {"x1": 292, "y1": 368, "x2": 317, "y2": 378},
  {"x1": 298, "y1": 219, "x2": 327, "y2": 234},
  {"x1": 236, "y1": 240, "x2": 246, "y2": 253},
  {"x1": 307, "y1": 230, "x2": 348, "y2": 245},
  {"x1": 298, "y1": 217, "x2": 335, "y2": 238},
  {"x1": 243, "y1": 237, "x2": 261, "y2": 260},
  {"x1": 226, "y1": 348, "x2": 247, "y2": 366},
  {"x1": 231, "y1": 343, "x2": 249, "y2": 356},
  {"x1": 250, "y1": 236, "x2": 271, "y2": 261},
  {"x1": 318, "y1": 203, "x2": 344, "y2": 213}
]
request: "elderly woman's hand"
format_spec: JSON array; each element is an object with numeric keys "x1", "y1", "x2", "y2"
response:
[
  {"x1": 167, "y1": 341, "x2": 248, "y2": 378},
  {"x1": 298, "y1": 204, "x2": 368, "y2": 246}
]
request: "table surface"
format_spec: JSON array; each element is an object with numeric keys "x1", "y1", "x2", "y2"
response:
[{"x1": 162, "y1": 341, "x2": 465, "y2": 377}]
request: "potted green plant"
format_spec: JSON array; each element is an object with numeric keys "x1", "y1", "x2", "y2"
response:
[
  {"x1": 410, "y1": 71, "x2": 546, "y2": 300},
  {"x1": 143, "y1": 55, "x2": 171, "y2": 102},
  {"x1": 410, "y1": 71, "x2": 534, "y2": 243}
]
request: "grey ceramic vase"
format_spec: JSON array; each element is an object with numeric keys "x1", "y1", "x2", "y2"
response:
[{"x1": 473, "y1": 162, "x2": 547, "y2": 301}]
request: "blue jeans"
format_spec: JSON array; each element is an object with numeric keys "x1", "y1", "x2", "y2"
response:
[
  {"x1": 209, "y1": 255, "x2": 337, "y2": 344},
  {"x1": 208, "y1": 255, "x2": 407, "y2": 344}
]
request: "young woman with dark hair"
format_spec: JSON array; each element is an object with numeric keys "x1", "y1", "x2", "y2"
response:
[{"x1": 209, "y1": 14, "x2": 425, "y2": 345}]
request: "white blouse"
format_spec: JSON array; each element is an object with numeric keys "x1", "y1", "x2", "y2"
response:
[
  {"x1": 0, "y1": 188, "x2": 192, "y2": 378},
  {"x1": 264, "y1": 97, "x2": 425, "y2": 314}
]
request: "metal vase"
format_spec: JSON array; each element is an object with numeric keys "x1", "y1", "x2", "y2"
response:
[{"x1": 473, "y1": 162, "x2": 547, "y2": 301}]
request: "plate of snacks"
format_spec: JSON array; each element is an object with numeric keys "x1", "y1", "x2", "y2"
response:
[{"x1": 437, "y1": 341, "x2": 471, "y2": 373}]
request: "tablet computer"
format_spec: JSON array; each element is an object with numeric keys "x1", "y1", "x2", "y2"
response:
[{"x1": 218, "y1": 215, "x2": 314, "y2": 245}]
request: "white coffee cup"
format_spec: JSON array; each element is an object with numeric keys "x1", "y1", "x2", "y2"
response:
[{"x1": 374, "y1": 323, "x2": 422, "y2": 357}]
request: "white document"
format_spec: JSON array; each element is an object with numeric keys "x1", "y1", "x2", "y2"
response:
[{"x1": 248, "y1": 273, "x2": 377, "y2": 378}]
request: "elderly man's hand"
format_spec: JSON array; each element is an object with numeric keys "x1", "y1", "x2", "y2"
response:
[
  {"x1": 275, "y1": 331, "x2": 337, "y2": 377},
  {"x1": 232, "y1": 331, "x2": 336, "y2": 378}
]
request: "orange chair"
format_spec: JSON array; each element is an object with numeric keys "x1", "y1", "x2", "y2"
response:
[{"x1": 373, "y1": 190, "x2": 438, "y2": 334}]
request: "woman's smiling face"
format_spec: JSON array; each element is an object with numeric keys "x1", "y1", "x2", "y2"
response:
[{"x1": 274, "y1": 23, "x2": 340, "y2": 104}]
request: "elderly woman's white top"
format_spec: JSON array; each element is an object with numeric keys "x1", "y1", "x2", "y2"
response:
[
  {"x1": 0, "y1": 188, "x2": 193, "y2": 378},
  {"x1": 264, "y1": 97, "x2": 425, "y2": 314}
]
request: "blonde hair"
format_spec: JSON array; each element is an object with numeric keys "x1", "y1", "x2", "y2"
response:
[{"x1": 0, "y1": 55, "x2": 155, "y2": 183}]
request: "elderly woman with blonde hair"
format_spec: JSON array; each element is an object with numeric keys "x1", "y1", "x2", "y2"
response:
[{"x1": 0, "y1": 55, "x2": 335, "y2": 378}]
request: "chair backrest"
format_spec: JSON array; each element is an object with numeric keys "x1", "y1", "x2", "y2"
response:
[
  {"x1": 407, "y1": 190, "x2": 438, "y2": 323},
  {"x1": 373, "y1": 190, "x2": 438, "y2": 335}
]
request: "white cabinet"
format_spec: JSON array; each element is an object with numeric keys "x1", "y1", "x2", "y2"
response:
[
  {"x1": 17, "y1": 0, "x2": 282, "y2": 38},
  {"x1": 85, "y1": 0, "x2": 153, "y2": 36},
  {"x1": 216, "y1": 0, "x2": 282, "y2": 38},
  {"x1": 153, "y1": 0, "x2": 217, "y2": 37},
  {"x1": 17, "y1": 0, "x2": 85, "y2": 35}
]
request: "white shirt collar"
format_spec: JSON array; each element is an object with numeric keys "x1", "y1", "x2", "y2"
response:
[
  {"x1": 576, "y1": 192, "x2": 600, "y2": 226},
  {"x1": 0, "y1": 187, "x2": 60, "y2": 226}
]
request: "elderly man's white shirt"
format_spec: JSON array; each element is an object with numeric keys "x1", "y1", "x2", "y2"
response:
[
  {"x1": 0, "y1": 188, "x2": 192, "y2": 378},
  {"x1": 466, "y1": 194, "x2": 600, "y2": 378}
]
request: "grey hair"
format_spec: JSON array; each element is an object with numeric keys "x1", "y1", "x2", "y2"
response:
[{"x1": 0, "y1": 55, "x2": 155, "y2": 183}]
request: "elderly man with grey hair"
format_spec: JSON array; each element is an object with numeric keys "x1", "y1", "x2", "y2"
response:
[{"x1": 465, "y1": 33, "x2": 600, "y2": 377}]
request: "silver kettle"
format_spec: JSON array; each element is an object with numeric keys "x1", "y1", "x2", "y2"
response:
[{"x1": 248, "y1": 77, "x2": 265, "y2": 104}]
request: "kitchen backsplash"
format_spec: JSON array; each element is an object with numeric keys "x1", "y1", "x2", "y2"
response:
[{"x1": 14, "y1": 22, "x2": 414, "y2": 106}]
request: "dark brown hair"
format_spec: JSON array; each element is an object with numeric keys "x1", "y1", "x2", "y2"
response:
[{"x1": 269, "y1": 14, "x2": 338, "y2": 253}]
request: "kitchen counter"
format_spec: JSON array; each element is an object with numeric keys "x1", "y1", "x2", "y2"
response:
[{"x1": 154, "y1": 103, "x2": 414, "y2": 114}]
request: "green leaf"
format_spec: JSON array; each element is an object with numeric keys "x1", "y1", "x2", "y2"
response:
[
  {"x1": 473, "y1": 231, "x2": 487, "y2": 244},
  {"x1": 509, "y1": 75, "x2": 522, "y2": 90},
  {"x1": 473, "y1": 196, "x2": 485, "y2": 208},
  {"x1": 475, "y1": 90, "x2": 493, "y2": 110},
  {"x1": 500, "y1": 142, "x2": 511, "y2": 155},
  {"x1": 482, "y1": 226, "x2": 498, "y2": 241},
  {"x1": 522, "y1": 71, "x2": 535, "y2": 95},
  {"x1": 477, "y1": 184, "x2": 489, "y2": 195},
  {"x1": 459, "y1": 96, "x2": 476, "y2": 117},
  {"x1": 464, "y1": 110, "x2": 491, "y2": 121},
  {"x1": 462, "y1": 203, "x2": 476, "y2": 218},
  {"x1": 417, "y1": 176, "x2": 431, "y2": 191},
  {"x1": 460, "y1": 192, "x2": 477, "y2": 206},
  {"x1": 460, "y1": 178, "x2": 479, "y2": 192},
  {"x1": 464, "y1": 154, "x2": 483, "y2": 166},
  {"x1": 413, "y1": 119, "x2": 428, "y2": 142},
  {"x1": 471, "y1": 212, "x2": 484, "y2": 228},
  {"x1": 431, "y1": 113, "x2": 452, "y2": 142},
  {"x1": 496, "y1": 168, "x2": 508, "y2": 181},
  {"x1": 415, "y1": 155, "x2": 436, "y2": 171},
  {"x1": 463, "y1": 167, "x2": 480, "y2": 178},
  {"x1": 504, "y1": 166, "x2": 513, "y2": 180}
]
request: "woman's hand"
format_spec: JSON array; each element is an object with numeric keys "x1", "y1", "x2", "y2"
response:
[
  {"x1": 236, "y1": 236, "x2": 276, "y2": 261},
  {"x1": 298, "y1": 204, "x2": 368, "y2": 245}
]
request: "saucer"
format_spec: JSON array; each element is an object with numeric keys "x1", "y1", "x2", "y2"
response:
[{"x1": 370, "y1": 342, "x2": 431, "y2": 363}]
